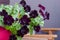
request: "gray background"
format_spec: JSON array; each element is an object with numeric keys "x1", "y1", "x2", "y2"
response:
[{"x1": 0, "y1": 0, "x2": 10, "y2": 5}]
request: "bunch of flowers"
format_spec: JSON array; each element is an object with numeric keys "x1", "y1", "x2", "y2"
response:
[{"x1": 0, "y1": 0, "x2": 49, "y2": 40}]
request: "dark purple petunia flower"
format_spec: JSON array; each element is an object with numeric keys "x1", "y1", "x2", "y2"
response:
[
  {"x1": 38, "y1": 4, "x2": 45, "y2": 11},
  {"x1": 24, "y1": 5, "x2": 31, "y2": 12},
  {"x1": 0, "y1": 12, "x2": 2, "y2": 15},
  {"x1": 0, "y1": 10, "x2": 8, "y2": 16},
  {"x1": 34, "y1": 25, "x2": 41, "y2": 32},
  {"x1": 20, "y1": 0, "x2": 26, "y2": 7},
  {"x1": 3, "y1": 15, "x2": 14, "y2": 25},
  {"x1": 19, "y1": 15, "x2": 31, "y2": 26},
  {"x1": 29, "y1": 10, "x2": 38, "y2": 18},
  {"x1": 9, "y1": 34, "x2": 17, "y2": 40},
  {"x1": 17, "y1": 26, "x2": 29, "y2": 37}
]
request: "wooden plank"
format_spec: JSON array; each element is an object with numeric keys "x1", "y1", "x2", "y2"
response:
[
  {"x1": 24, "y1": 34, "x2": 57, "y2": 39},
  {"x1": 41, "y1": 28, "x2": 60, "y2": 31},
  {"x1": 23, "y1": 28, "x2": 59, "y2": 40},
  {"x1": 23, "y1": 37, "x2": 48, "y2": 40}
]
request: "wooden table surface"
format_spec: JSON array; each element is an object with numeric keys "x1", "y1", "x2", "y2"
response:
[
  {"x1": 23, "y1": 28, "x2": 60, "y2": 40},
  {"x1": 41, "y1": 28, "x2": 60, "y2": 31},
  {"x1": 23, "y1": 34, "x2": 57, "y2": 40},
  {"x1": 24, "y1": 34, "x2": 57, "y2": 39}
]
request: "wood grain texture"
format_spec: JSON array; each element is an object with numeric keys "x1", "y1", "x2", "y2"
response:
[
  {"x1": 23, "y1": 28, "x2": 59, "y2": 40},
  {"x1": 24, "y1": 34, "x2": 57, "y2": 39},
  {"x1": 41, "y1": 28, "x2": 60, "y2": 31}
]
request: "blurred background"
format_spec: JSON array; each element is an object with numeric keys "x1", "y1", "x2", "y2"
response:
[{"x1": 0, "y1": 0, "x2": 60, "y2": 40}]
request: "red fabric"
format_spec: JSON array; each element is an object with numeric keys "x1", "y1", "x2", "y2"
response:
[{"x1": 0, "y1": 26, "x2": 11, "y2": 40}]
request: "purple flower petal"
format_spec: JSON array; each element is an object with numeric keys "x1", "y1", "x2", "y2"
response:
[
  {"x1": 39, "y1": 9, "x2": 45, "y2": 18},
  {"x1": 38, "y1": 4, "x2": 45, "y2": 11},
  {"x1": 45, "y1": 12, "x2": 50, "y2": 20}
]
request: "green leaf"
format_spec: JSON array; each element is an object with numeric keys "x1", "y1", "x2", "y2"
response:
[
  {"x1": 10, "y1": 4, "x2": 19, "y2": 19},
  {"x1": 0, "y1": 4, "x2": 4, "y2": 11},
  {"x1": 18, "y1": 6, "x2": 25, "y2": 19},
  {"x1": 5, "y1": 21, "x2": 22, "y2": 34},
  {"x1": 30, "y1": 15, "x2": 44, "y2": 27},
  {"x1": 28, "y1": 25, "x2": 34, "y2": 35},
  {"x1": 12, "y1": 21, "x2": 22, "y2": 30},
  {"x1": 19, "y1": 6, "x2": 25, "y2": 16},
  {"x1": 17, "y1": 36, "x2": 22, "y2": 40},
  {"x1": 39, "y1": 21, "x2": 44, "y2": 27},
  {"x1": 4, "y1": 5, "x2": 13, "y2": 15},
  {"x1": 0, "y1": 16, "x2": 4, "y2": 26}
]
